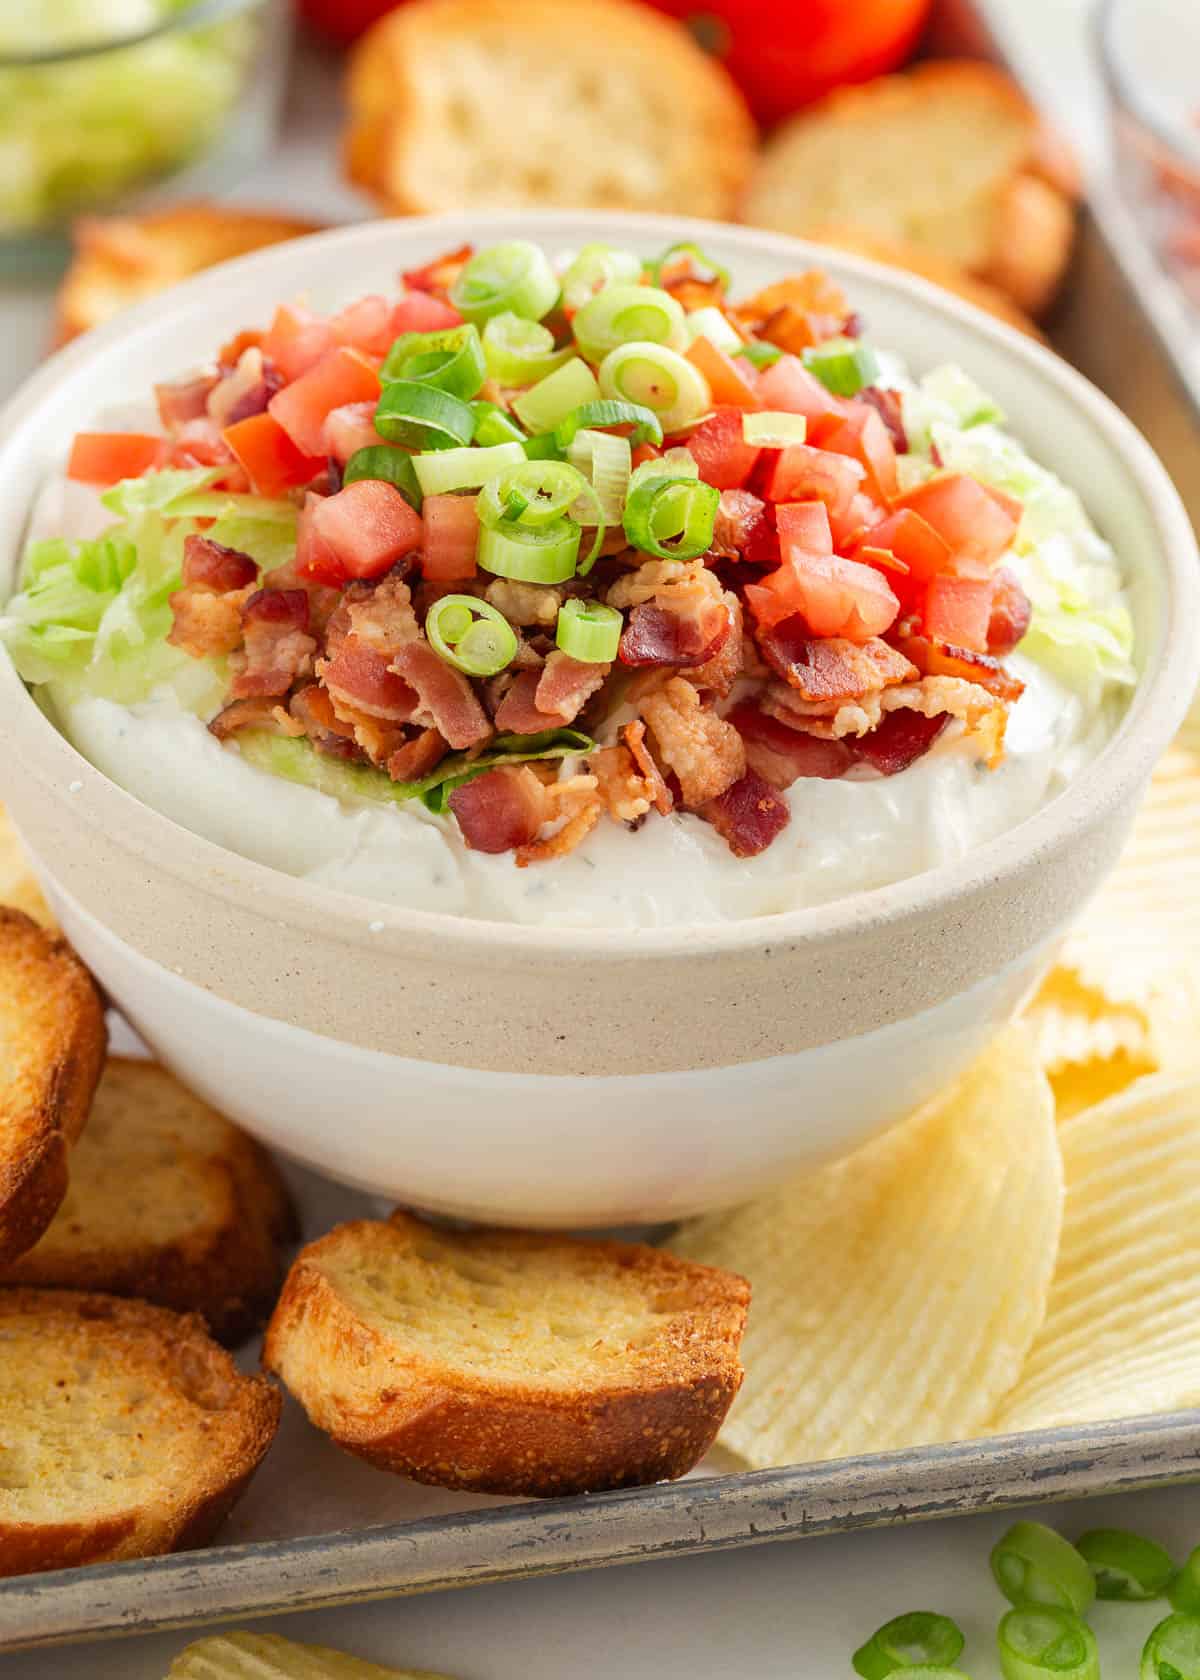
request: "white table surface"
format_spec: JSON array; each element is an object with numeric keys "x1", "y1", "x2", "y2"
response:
[{"x1": 4, "y1": 3, "x2": 1197, "y2": 1674}]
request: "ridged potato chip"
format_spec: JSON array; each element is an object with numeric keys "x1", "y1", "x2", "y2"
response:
[
  {"x1": 0, "y1": 806, "x2": 51, "y2": 928},
  {"x1": 167, "y1": 1631, "x2": 454, "y2": 1679},
  {"x1": 669, "y1": 1028, "x2": 1061, "y2": 1468},
  {"x1": 990, "y1": 1070, "x2": 1200, "y2": 1434}
]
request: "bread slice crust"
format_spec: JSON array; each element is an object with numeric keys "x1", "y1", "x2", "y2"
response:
[
  {"x1": 0, "y1": 910, "x2": 106, "y2": 1269},
  {"x1": 2, "y1": 1059, "x2": 298, "y2": 1343},
  {"x1": 265, "y1": 1212, "x2": 749, "y2": 1496},
  {"x1": 0, "y1": 1289, "x2": 280, "y2": 1578}
]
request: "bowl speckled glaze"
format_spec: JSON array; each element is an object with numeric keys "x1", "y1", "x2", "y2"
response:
[{"x1": 1, "y1": 213, "x2": 1197, "y2": 1227}]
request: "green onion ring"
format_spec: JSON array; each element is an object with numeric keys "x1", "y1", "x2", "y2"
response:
[
  {"x1": 1143, "y1": 1612, "x2": 1200, "y2": 1680},
  {"x1": 991, "y1": 1523, "x2": 1096, "y2": 1618},
  {"x1": 736, "y1": 341, "x2": 783, "y2": 369},
  {"x1": 572, "y1": 283, "x2": 686, "y2": 363},
  {"x1": 374, "y1": 382, "x2": 476, "y2": 452},
  {"x1": 470, "y1": 400, "x2": 527, "y2": 448},
  {"x1": 648, "y1": 239, "x2": 732, "y2": 292},
  {"x1": 560, "y1": 242, "x2": 643, "y2": 311},
  {"x1": 553, "y1": 399, "x2": 664, "y2": 449},
  {"x1": 482, "y1": 312, "x2": 574, "y2": 385},
  {"x1": 622, "y1": 473, "x2": 718, "y2": 561},
  {"x1": 555, "y1": 598, "x2": 622, "y2": 664},
  {"x1": 450, "y1": 240, "x2": 559, "y2": 324},
  {"x1": 998, "y1": 1608, "x2": 1099, "y2": 1680},
  {"x1": 852, "y1": 1612, "x2": 965, "y2": 1680},
  {"x1": 479, "y1": 461, "x2": 605, "y2": 569},
  {"x1": 1076, "y1": 1529, "x2": 1174, "y2": 1602},
  {"x1": 426, "y1": 594, "x2": 519, "y2": 677},
  {"x1": 802, "y1": 337, "x2": 882, "y2": 398},
  {"x1": 476, "y1": 518, "x2": 581, "y2": 584},
  {"x1": 381, "y1": 325, "x2": 486, "y2": 400},
  {"x1": 342, "y1": 445, "x2": 423, "y2": 510},
  {"x1": 598, "y1": 342, "x2": 711, "y2": 434},
  {"x1": 412, "y1": 441, "x2": 525, "y2": 498}
]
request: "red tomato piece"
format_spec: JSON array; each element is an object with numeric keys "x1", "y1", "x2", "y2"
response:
[
  {"x1": 896, "y1": 473, "x2": 1019, "y2": 569},
  {"x1": 297, "y1": 481, "x2": 423, "y2": 585},
  {"x1": 421, "y1": 494, "x2": 481, "y2": 580},
  {"x1": 268, "y1": 347, "x2": 382, "y2": 460},
  {"x1": 775, "y1": 500, "x2": 834, "y2": 554},
  {"x1": 924, "y1": 573, "x2": 994, "y2": 652},
  {"x1": 746, "y1": 552, "x2": 899, "y2": 641},
  {"x1": 66, "y1": 432, "x2": 164, "y2": 485},
  {"x1": 820, "y1": 406, "x2": 899, "y2": 504},
  {"x1": 630, "y1": 442, "x2": 662, "y2": 470},
  {"x1": 222, "y1": 413, "x2": 324, "y2": 498},
  {"x1": 390, "y1": 292, "x2": 463, "y2": 334},
  {"x1": 982, "y1": 482, "x2": 1025, "y2": 523},
  {"x1": 332, "y1": 294, "x2": 399, "y2": 357},
  {"x1": 857, "y1": 508, "x2": 952, "y2": 583},
  {"x1": 685, "y1": 335, "x2": 760, "y2": 410},
  {"x1": 755, "y1": 354, "x2": 847, "y2": 429},
  {"x1": 761, "y1": 441, "x2": 864, "y2": 518},
  {"x1": 686, "y1": 406, "x2": 761, "y2": 490},
  {"x1": 262, "y1": 303, "x2": 336, "y2": 384}
]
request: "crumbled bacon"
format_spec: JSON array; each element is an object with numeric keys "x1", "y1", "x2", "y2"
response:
[
  {"x1": 689, "y1": 594, "x2": 743, "y2": 696},
  {"x1": 758, "y1": 622, "x2": 917, "y2": 704},
  {"x1": 701, "y1": 770, "x2": 791, "y2": 857},
  {"x1": 515, "y1": 775, "x2": 602, "y2": 867},
  {"x1": 327, "y1": 570, "x2": 420, "y2": 659},
  {"x1": 727, "y1": 701, "x2": 855, "y2": 785},
  {"x1": 386, "y1": 728, "x2": 448, "y2": 783},
  {"x1": 533, "y1": 651, "x2": 610, "y2": 725},
  {"x1": 590, "y1": 744, "x2": 653, "y2": 824},
  {"x1": 182, "y1": 534, "x2": 258, "y2": 593},
  {"x1": 320, "y1": 641, "x2": 419, "y2": 722},
  {"x1": 731, "y1": 273, "x2": 851, "y2": 346},
  {"x1": 987, "y1": 567, "x2": 1033, "y2": 658},
  {"x1": 854, "y1": 708, "x2": 950, "y2": 775},
  {"x1": 266, "y1": 558, "x2": 341, "y2": 637},
  {"x1": 894, "y1": 631, "x2": 1026, "y2": 702},
  {"x1": 493, "y1": 669, "x2": 559, "y2": 734},
  {"x1": 623, "y1": 720, "x2": 673, "y2": 815},
  {"x1": 711, "y1": 490, "x2": 777, "y2": 564},
  {"x1": 391, "y1": 638, "x2": 492, "y2": 749},
  {"x1": 857, "y1": 387, "x2": 908, "y2": 453},
  {"x1": 402, "y1": 243, "x2": 473, "y2": 296},
  {"x1": 207, "y1": 697, "x2": 302, "y2": 742},
  {"x1": 230, "y1": 588, "x2": 316, "y2": 700},
  {"x1": 288, "y1": 683, "x2": 363, "y2": 760},
  {"x1": 207, "y1": 346, "x2": 281, "y2": 430},
  {"x1": 449, "y1": 766, "x2": 546, "y2": 853},
  {"x1": 168, "y1": 582, "x2": 254, "y2": 658},
  {"x1": 639, "y1": 677, "x2": 746, "y2": 808},
  {"x1": 155, "y1": 373, "x2": 218, "y2": 433},
  {"x1": 880, "y1": 676, "x2": 1009, "y2": 767},
  {"x1": 483, "y1": 578, "x2": 564, "y2": 628}
]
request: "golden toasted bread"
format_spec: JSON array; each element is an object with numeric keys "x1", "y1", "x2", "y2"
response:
[
  {"x1": 0, "y1": 806, "x2": 52, "y2": 928},
  {"x1": 265, "y1": 1211, "x2": 749, "y2": 1496},
  {"x1": 802, "y1": 226, "x2": 1044, "y2": 338},
  {"x1": 2, "y1": 1059, "x2": 297, "y2": 1343},
  {"x1": 54, "y1": 205, "x2": 326, "y2": 344},
  {"x1": 0, "y1": 910, "x2": 106, "y2": 1269},
  {"x1": 742, "y1": 61, "x2": 1077, "y2": 316},
  {"x1": 169, "y1": 1631, "x2": 457, "y2": 1678},
  {"x1": 344, "y1": 0, "x2": 755, "y2": 220},
  {"x1": 0, "y1": 1289, "x2": 279, "y2": 1577}
]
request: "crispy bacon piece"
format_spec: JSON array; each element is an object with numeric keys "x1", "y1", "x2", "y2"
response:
[
  {"x1": 619, "y1": 602, "x2": 730, "y2": 669},
  {"x1": 855, "y1": 709, "x2": 949, "y2": 774},
  {"x1": 265, "y1": 557, "x2": 341, "y2": 637},
  {"x1": 895, "y1": 631, "x2": 1026, "y2": 702},
  {"x1": 727, "y1": 701, "x2": 855, "y2": 785},
  {"x1": 230, "y1": 588, "x2": 316, "y2": 700},
  {"x1": 701, "y1": 770, "x2": 791, "y2": 858},
  {"x1": 533, "y1": 651, "x2": 610, "y2": 725},
  {"x1": 880, "y1": 676, "x2": 1009, "y2": 768},
  {"x1": 857, "y1": 386, "x2": 908, "y2": 453},
  {"x1": 711, "y1": 489, "x2": 778, "y2": 564},
  {"x1": 182, "y1": 534, "x2": 258, "y2": 593},
  {"x1": 590, "y1": 744, "x2": 653, "y2": 825},
  {"x1": 207, "y1": 696, "x2": 302, "y2": 742},
  {"x1": 622, "y1": 719, "x2": 673, "y2": 815},
  {"x1": 327, "y1": 570, "x2": 420, "y2": 659},
  {"x1": 391, "y1": 638, "x2": 492, "y2": 750},
  {"x1": 402, "y1": 243, "x2": 473, "y2": 296},
  {"x1": 515, "y1": 776, "x2": 603, "y2": 867},
  {"x1": 168, "y1": 583, "x2": 253, "y2": 658},
  {"x1": 639, "y1": 677, "x2": 746, "y2": 808},
  {"x1": 208, "y1": 347, "x2": 281, "y2": 430},
  {"x1": 320, "y1": 641, "x2": 419, "y2": 722},
  {"x1": 155, "y1": 373, "x2": 218, "y2": 433},
  {"x1": 386, "y1": 728, "x2": 448, "y2": 783},
  {"x1": 689, "y1": 594, "x2": 743, "y2": 696},
  {"x1": 661, "y1": 273, "x2": 727, "y2": 312},
  {"x1": 758, "y1": 621, "x2": 917, "y2": 703},
  {"x1": 483, "y1": 578, "x2": 563, "y2": 628},
  {"x1": 987, "y1": 567, "x2": 1034, "y2": 658},
  {"x1": 730, "y1": 273, "x2": 851, "y2": 351},
  {"x1": 493, "y1": 669, "x2": 559, "y2": 734},
  {"x1": 449, "y1": 766, "x2": 546, "y2": 853},
  {"x1": 288, "y1": 683, "x2": 363, "y2": 760}
]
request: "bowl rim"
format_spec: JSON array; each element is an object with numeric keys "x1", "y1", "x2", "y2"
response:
[
  {"x1": 0, "y1": 0, "x2": 262, "y2": 68},
  {"x1": 1, "y1": 208, "x2": 1197, "y2": 963},
  {"x1": 1095, "y1": 0, "x2": 1200, "y2": 172}
]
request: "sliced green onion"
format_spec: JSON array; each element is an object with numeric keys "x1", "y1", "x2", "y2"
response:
[
  {"x1": 1143, "y1": 1612, "x2": 1200, "y2": 1679},
  {"x1": 1171, "y1": 1548, "x2": 1200, "y2": 1614},
  {"x1": 686, "y1": 305, "x2": 743, "y2": 355},
  {"x1": 476, "y1": 518, "x2": 581, "y2": 584},
  {"x1": 1076, "y1": 1529, "x2": 1174, "y2": 1602},
  {"x1": 479, "y1": 461, "x2": 604, "y2": 568},
  {"x1": 802, "y1": 336, "x2": 882, "y2": 397},
  {"x1": 560, "y1": 242, "x2": 643, "y2": 311},
  {"x1": 623, "y1": 474, "x2": 718, "y2": 561},
  {"x1": 381, "y1": 325, "x2": 486, "y2": 400},
  {"x1": 598, "y1": 342, "x2": 710, "y2": 434},
  {"x1": 991, "y1": 1524, "x2": 1096, "y2": 1619},
  {"x1": 450, "y1": 240, "x2": 559, "y2": 324},
  {"x1": 471, "y1": 400, "x2": 527, "y2": 448},
  {"x1": 852, "y1": 1612, "x2": 966, "y2": 1679},
  {"x1": 998, "y1": 1608, "x2": 1098, "y2": 1680},
  {"x1": 555, "y1": 598, "x2": 622, "y2": 663},
  {"x1": 553, "y1": 399, "x2": 664, "y2": 450},
  {"x1": 523, "y1": 432, "x2": 566, "y2": 461},
  {"x1": 511, "y1": 358, "x2": 601, "y2": 435},
  {"x1": 742, "y1": 411, "x2": 809, "y2": 448},
  {"x1": 736, "y1": 341, "x2": 783, "y2": 369},
  {"x1": 342, "y1": 445, "x2": 423, "y2": 510},
  {"x1": 573, "y1": 284, "x2": 687, "y2": 363},
  {"x1": 648, "y1": 240, "x2": 732, "y2": 291},
  {"x1": 566, "y1": 428, "x2": 632, "y2": 521},
  {"x1": 412, "y1": 441, "x2": 525, "y2": 497},
  {"x1": 482, "y1": 312, "x2": 574, "y2": 386},
  {"x1": 426, "y1": 593, "x2": 519, "y2": 677},
  {"x1": 374, "y1": 382, "x2": 476, "y2": 451}
]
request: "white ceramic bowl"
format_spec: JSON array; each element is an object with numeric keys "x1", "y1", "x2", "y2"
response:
[{"x1": 1, "y1": 213, "x2": 1197, "y2": 1228}]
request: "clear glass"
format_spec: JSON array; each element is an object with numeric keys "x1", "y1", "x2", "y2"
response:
[
  {"x1": 1097, "y1": 0, "x2": 1200, "y2": 321},
  {"x1": 0, "y1": 0, "x2": 291, "y2": 271}
]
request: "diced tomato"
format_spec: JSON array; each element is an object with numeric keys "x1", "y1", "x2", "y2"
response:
[
  {"x1": 268, "y1": 348, "x2": 382, "y2": 460},
  {"x1": 222, "y1": 413, "x2": 324, "y2": 498},
  {"x1": 686, "y1": 406, "x2": 761, "y2": 491},
  {"x1": 66, "y1": 432, "x2": 164, "y2": 485},
  {"x1": 390, "y1": 292, "x2": 463, "y2": 334},
  {"x1": 987, "y1": 566, "x2": 1033, "y2": 657},
  {"x1": 761, "y1": 441, "x2": 864, "y2": 521},
  {"x1": 856, "y1": 544, "x2": 908, "y2": 577},
  {"x1": 262, "y1": 303, "x2": 336, "y2": 383},
  {"x1": 296, "y1": 481, "x2": 423, "y2": 585},
  {"x1": 925, "y1": 574, "x2": 994, "y2": 653},
  {"x1": 982, "y1": 482, "x2": 1025, "y2": 524},
  {"x1": 331, "y1": 295, "x2": 399, "y2": 357},
  {"x1": 774, "y1": 500, "x2": 834, "y2": 554},
  {"x1": 685, "y1": 335, "x2": 760, "y2": 410},
  {"x1": 323, "y1": 401, "x2": 381, "y2": 465},
  {"x1": 857, "y1": 508, "x2": 952, "y2": 584},
  {"x1": 819, "y1": 406, "x2": 898, "y2": 504},
  {"x1": 421, "y1": 494, "x2": 480, "y2": 580},
  {"x1": 829, "y1": 489, "x2": 883, "y2": 553},
  {"x1": 896, "y1": 473, "x2": 1019, "y2": 569},
  {"x1": 630, "y1": 442, "x2": 662, "y2": 470},
  {"x1": 755, "y1": 354, "x2": 846, "y2": 430},
  {"x1": 747, "y1": 551, "x2": 899, "y2": 642}
]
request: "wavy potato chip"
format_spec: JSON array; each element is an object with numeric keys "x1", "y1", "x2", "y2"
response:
[
  {"x1": 990, "y1": 1070, "x2": 1200, "y2": 1434},
  {"x1": 167, "y1": 1631, "x2": 455, "y2": 1680},
  {"x1": 0, "y1": 805, "x2": 52, "y2": 928},
  {"x1": 669, "y1": 1028, "x2": 1061, "y2": 1468}
]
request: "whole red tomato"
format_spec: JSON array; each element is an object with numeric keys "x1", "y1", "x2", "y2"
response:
[
  {"x1": 296, "y1": 0, "x2": 401, "y2": 47},
  {"x1": 646, "y1": 0, "x2": 934, "y2": 126}
]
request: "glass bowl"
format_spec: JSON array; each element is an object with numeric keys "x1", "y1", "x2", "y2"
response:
[
  {"x1": 1097, "y1": 0, "x2": 1200, "y2": 320},
  {"x1": 0, "y1": 0, "x2": 291, "y2": 274}
]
